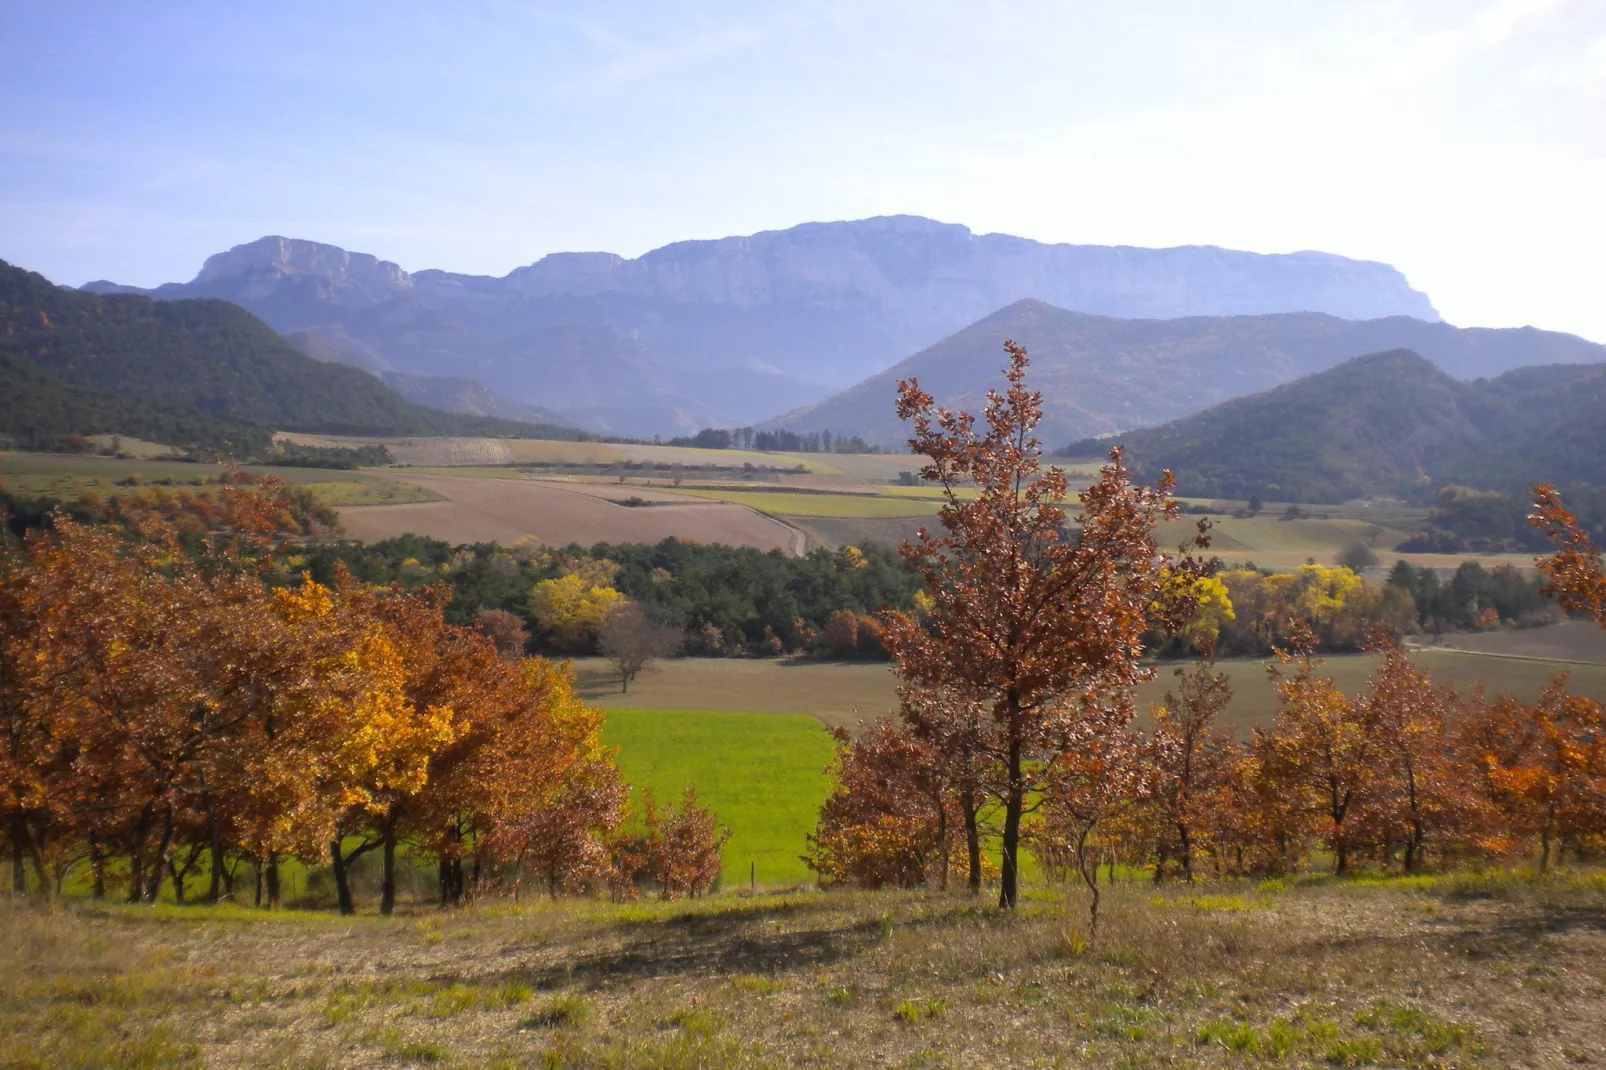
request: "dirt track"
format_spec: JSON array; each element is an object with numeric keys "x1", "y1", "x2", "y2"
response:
[{"x1": 338, "y1": 474, "x2": 803, "y2": 553}]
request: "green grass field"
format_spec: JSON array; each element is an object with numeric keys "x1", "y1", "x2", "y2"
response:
[{"x1": 602, "y1": 709, "x2": 836, "y2": 886}]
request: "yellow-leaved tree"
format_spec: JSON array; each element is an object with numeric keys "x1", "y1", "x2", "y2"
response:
[{"x1": 530, "y1": 573, "x2": 626, "y2": 651}]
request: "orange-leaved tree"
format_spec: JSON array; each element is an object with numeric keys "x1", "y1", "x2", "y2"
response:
[
  {"x1": 880, "y1": 340, "x2": 1208, "y2": 909},
  {"x1": 1531, "y1": 483, "x2": 1606, "y2": 621},
  {"x1": 1139, "y1": 659, "x2": 1236, "y2": 883},
  {"x1": 1266, "y1": 624, "x2": 1379, "y2": 875},
  {"x1": 803, "y1": 717, "x2": 954, "y2": 890},
  {"x1": 1464, "y1": 681, "x2": 1606, "y2": 872},
  {"x1": 1361, "y1": 635, "x2": 1498, "y2": 870}
]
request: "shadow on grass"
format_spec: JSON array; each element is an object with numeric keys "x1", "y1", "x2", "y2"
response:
[{"x1": 472, "y1": 892, "x2": 1019, "y2": 993}]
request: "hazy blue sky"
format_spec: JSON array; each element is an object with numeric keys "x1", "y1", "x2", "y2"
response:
[{"x1": 2, "y1": 1, "x2": 1602, "y2": 341}]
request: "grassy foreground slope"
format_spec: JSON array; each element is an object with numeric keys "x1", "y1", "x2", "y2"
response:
[
  {"x1": 4, "y1": 873, "x2": 1602, "y2": 1067},
  {"x1": 603, "y1": 709, "x2": 835, "y2": 886}
]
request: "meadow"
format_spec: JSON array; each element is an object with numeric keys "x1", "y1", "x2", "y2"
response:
[
  {"x1": 602, "y1": 710, "x2": 836, "y2": 886},
  {"x1": 573, "y1": 645, "x2": 1606, "y2": 735},
  {"x1": 3, "y1": 871, "x2": 1602, "y2": 1067}
]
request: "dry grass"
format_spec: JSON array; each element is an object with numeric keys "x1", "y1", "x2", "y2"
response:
[{"x1": 3, "y1": 871, "x2": 1602, "y2": 1067}]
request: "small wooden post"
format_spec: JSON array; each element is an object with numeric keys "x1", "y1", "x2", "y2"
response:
[{"x1": 750, "y1": 861, "x2": 755, "y2": 893}]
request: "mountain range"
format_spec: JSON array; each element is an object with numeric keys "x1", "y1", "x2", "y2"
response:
[
  {"x1": 81, "y1": 215, "x2": 1444, "y2": 438},
  {"x1": 769, "y1": 299, "x2": 1606, "y2": 448},
  {"x1": 1060, "y1": 349, "x2": 1606, "y2": 503},
  {"x1": 0, "y1": 260, "x2": 582, "y2": 452}
]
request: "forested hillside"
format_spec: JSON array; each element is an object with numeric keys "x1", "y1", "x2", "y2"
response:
[
  {"x1": 1063, "y1": 350, "x2": 1606, "y2": 502},
  {"x1": 769, "y1": 300, "x2": 1605, "y2": 447},
  {"x1": 0, "y1": 260, "x2": 582, "y2": 446},
  {"x1": 0, "y1": 354, "x2": 273, "y2": 453}
]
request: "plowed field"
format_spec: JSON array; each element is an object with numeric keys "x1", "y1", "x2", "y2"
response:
[{"x1": 336, "y1": 474, "x2": 803, "y2": 552}]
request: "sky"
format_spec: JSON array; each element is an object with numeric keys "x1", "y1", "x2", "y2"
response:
[{"x1": 1, "y1": 0, "x2": 1603, "y2": 342}]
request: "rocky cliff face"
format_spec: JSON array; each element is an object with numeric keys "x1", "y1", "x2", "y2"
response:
[
  {"x1": 489, "y1": 215, "x2": 1438, "y2": 323},
  {"x1": 82, "y1": 215, "x2": 1445, "y2": 437}
]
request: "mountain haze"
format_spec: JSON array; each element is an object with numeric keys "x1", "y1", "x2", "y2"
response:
[
  {"x1": 770, "y1": 300, "x2": 1606, "y2": 448},
  {"x1": 1061, "y1": 350, "x2": 1606, "y2": 502},
  {"x1": 81, "y1": 215, "x2": 1442, "y2": 437}
]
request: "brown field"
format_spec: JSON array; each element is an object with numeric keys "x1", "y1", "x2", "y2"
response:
[
  {"x1": 5, "y1": 873, "x2": 1603, "y2": 1067},
  {"x1": 337, "y1": 474, "x2": 805, "y2": 553},
  {"x1": 571, "y1": 648, "x2": 1606, "y2": 735},
  {"x1": 1423, "y1": 620, "x2": 1606, "y2": 662}
]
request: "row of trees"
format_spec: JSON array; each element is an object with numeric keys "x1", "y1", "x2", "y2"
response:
[
  {"x1": 810, "y1": 637, "x2": 1605, "y2": 924},
  {"x1": 668, "y1": 426, "x2": 880, "y2": 454},
  {"x1": 807, "y1": 342, "x2": 1601, "y2": 919},
  {"x1": 1, "y1": 479, "x2": 728, "y2": 910},
  {"x1": 282, "y1": 533, "x2": 921, "y2": 660}
]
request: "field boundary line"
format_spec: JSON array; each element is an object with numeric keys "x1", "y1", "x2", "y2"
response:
[{"x1": 1406, "y1": 643, "x2": 1606, "y2": 667}]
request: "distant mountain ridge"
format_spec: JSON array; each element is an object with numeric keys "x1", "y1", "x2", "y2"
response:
[
  {"x1": 1061, "y1": 349, "x2": 1606, "y2": 502},
  {"x1": 80, "y1": 215, "x2": 1442, "y2": 437},
  {"x1": 767, "y1": 299, "x2": 1606, "y2": 448},
  {"x1": 0, "y1": 259, "x2": 582, "y2": 450}
]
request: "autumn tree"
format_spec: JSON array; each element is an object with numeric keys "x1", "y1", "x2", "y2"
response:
[
  {"x1": 1531, "y1": 483, "x2": 1606, "y2": 621},
  {"x1": 880, "y1": 341, "x2": 1207, "y2": 909},
  {"x1": 597, "y1": 603, "x2": 681, "y2": 693},
  {"x1": 1139, "y1": 659, "x2": 1236, "y2": 882},
  {"x1": 804, "y1": 718, "x2": 954, "y2": 889},
  {"x1": 530, "y1": 573, "x2": 626, "y2": 652},
  {"x1": 475, "y1": 608, "x2": 530, "y2": 660},
  {"x1": 1266, "y1": 626, "x2": 1379, "y2": 875},
  {"x1": 629, "y1": 787, "x2": 730, "y2": 899},
  {"x1": 1029, "y1": 715, "x2": 1141, "y2": 933},
  {"x1": 1464, "y1": 681, "x2": 1606, "y2": 872},
  {"x1": 1361, "y1": 635, "x2": 1496, "y2": 870},
  {"x1": 898, "y1": 685, "x2": 995, "y2": 894},
  {"x1": 479, "y1": 659, "x2": 628, "y2": 899}
]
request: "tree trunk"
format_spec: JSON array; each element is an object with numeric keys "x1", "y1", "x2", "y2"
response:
[
  {"x1": 935, "y1": 800, "x2": 948, "y2": 891},
  {"x1": 10, "y1": 829, "x2": 24, "y2": 895},
  {"x1": 1179, "y1": 821, "x2": 1195, "y2": 884},
  {"x1": 147, "y1": 806, "x2": 177, "y2": 904},
  {"x1": 330, "y1": 840, "x2": 356, "y2": 916},
  {"x1": 254, "y1": 861, "x2": 263, "y2": 908},
  {"x1": 24, "y1": 826, "x2": 49, "y2": 899},
  {"x1": 206, "y1": 796, "x2": 225, "y2": 904},
  {"x1": 1075, "y1": 825, "x2": 1101, "y2": 937},
  {"x1": 90, "y1": 837, "x2": 106, "y2": 901},
  {"x1": 380, "y1": 825, "x2": 398, "y2": 917},
  {"x1": 265, "y1": 851, "x2": 281, "y2": 910},
  {"x1": 170, "y1": 857, "x2": 185, "y2": 906},
  {"x1": 962, "y1": 795, "x2": 982, "y2": 897},
  {"x1": 128, "y1": 804, "x2": 154, "y2": 904},
  {"x1": 998, "y1": 730, "x2": 1024, "y2": 910}
]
